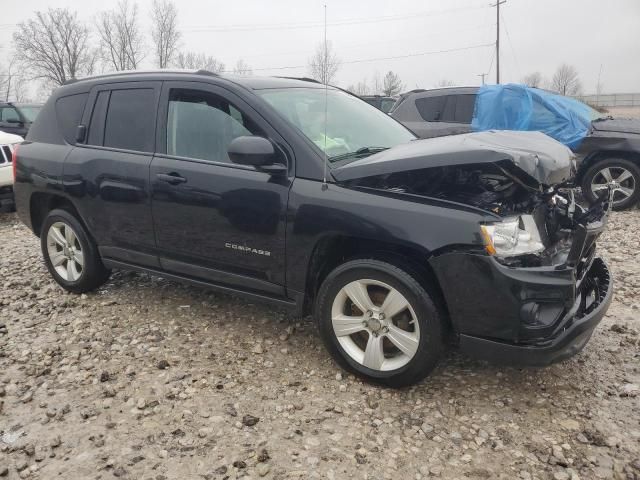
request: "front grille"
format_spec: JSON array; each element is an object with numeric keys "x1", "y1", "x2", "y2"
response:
[{"x1": 0, "y1": 145, "x2": 12, "y2": 165}]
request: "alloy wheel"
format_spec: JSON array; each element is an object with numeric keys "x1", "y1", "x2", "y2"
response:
[
  {"x1": 331, "y1": 279, "x2": 420, "y2": 371},
  {"x1": 46, "y1": 221, "x2": 84, "y2": 282},
  {"x1": 591, "y1": 166, "x2": 636, "y2": 206}
]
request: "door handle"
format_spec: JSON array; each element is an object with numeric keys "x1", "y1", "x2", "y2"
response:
[{"x1": 156, "y1": 172, "x2": 187, "y2": 185}]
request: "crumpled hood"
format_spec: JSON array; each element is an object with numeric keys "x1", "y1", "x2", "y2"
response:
[
  {"x1": 591, "y1": 118, "x2": 640, "y2": 135},
  {"x1": 332, "y1": 130, "x2": 575, "y2": 187}
]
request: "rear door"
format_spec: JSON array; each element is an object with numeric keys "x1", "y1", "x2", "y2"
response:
[
  {"x1": 150, "y1": 81, "x2": 292, "y2": 295},
  {"x1": 64, "y1": 81, "x2": 161, "y2": 268}
]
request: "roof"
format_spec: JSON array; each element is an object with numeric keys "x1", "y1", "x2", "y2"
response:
[
  {"x1": 60, "y1": 69, "x2": 327, "y2": 91},
  {"x1": 401, "y1": 86, "x2": 479, "y2": 97}
]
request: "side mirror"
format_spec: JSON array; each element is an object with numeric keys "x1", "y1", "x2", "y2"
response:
[{"x1": 228, "y1": 136, "x2": 276, "y2": 167}]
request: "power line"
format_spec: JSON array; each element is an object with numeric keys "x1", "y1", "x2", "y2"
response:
[
  {"x1": 500, "y1": 12, "x2": 521, "y2": 81},
  {"x1": 237, "y1": 22, "x2": 495, "y2": 61},
  {"x1": 221, "y1": 43, "x2": 495, "y2": 73},
  {"x1": 182, "y1": 4, "x2": 488, "y2": 33}
]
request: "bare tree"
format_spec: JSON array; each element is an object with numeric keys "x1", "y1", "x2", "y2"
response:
[
  {"x1": 551, "y1": 64, "x2": 582, "y2": 96},
  {"x1": 233, "y1": 59, "x2": 252, "y2": 76},
  {"x1": 151, "y1": 0, "x2": 180, "y2": 68},
  {"x1": 308, "y1": 40, "x2": 340, "y2": 85},
  {"x1": 347, "y1": 80, "x2": 369, "y2": 96},
  {"x1": 435, "y1": 79, "x2": 455, "y2": 87},
  {"x1": 382, "y1": 71, "x2": 403, "y2": 96},
  {"x1": 176, "y1": 52, "x2": 224, "y2": 73},
  {"x1": 0, "y1": 56, "x2": 20, "y2": 101},
  {"x1": 13, "y1": 8, "x2": 95, "y2": 86},
  {"x1": 96, "y1": 0, "x2": 145, "y2": 71},
  {"x1": 371, "y1": 71, "x2": 382, "y2": 95},
  {"x1": 522, "y1": 71, "x2": 543, "y2": 88}
]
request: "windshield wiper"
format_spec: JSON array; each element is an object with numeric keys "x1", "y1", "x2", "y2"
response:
[{"x1": 328, "y1": 146, "x2": 389, "y2": 162}]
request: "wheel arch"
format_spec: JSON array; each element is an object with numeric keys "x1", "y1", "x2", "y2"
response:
[
  {"x1": 30, "y1": 193, "x2": 86, "y2": 237},
  {"x1": 577, "y1": 149, "x2": 640, "y2": 181},
  {"x1": 302, "y1": 234, "x2": 452, "y2": 332}
]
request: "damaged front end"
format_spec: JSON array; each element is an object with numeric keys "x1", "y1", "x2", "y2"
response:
[{"x1": 333, "y1": 131, "x2": 613, "y2": 365}]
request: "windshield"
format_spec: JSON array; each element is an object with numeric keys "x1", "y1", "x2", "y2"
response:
[
  {"x1": 258, "y1": 88, "x2": 415, "y2": 162},
  {"x1": 17, "y1": 105, "x2": 41, "y2": 122}
]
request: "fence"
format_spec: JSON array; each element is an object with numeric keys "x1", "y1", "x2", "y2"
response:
[{"x1": 575, "y1": 93, "x2": 640, "y2": 108}]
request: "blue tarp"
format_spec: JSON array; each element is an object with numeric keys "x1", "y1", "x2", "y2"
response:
[{"x1": 471, "y1": 84, "x2": 596, "y2": 150}]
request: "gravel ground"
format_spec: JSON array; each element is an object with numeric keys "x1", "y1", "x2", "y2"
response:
[{"x1": 0, "y1": 210, "x2": 639, "y2": 480}]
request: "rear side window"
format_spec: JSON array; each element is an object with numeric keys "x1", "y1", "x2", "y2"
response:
[
  {"x1": 103, "y1": 89, "x2": 155, "y2": 152},
  {"x1": 454, "y1": 94, "x2": 476, "y2": 123},
  {"x1": 88, "y1": 91, "x2": 110, "y2": 146},
  {"x1": 439, "y1": 96, "x2": 456, "y2": 122},
  {"x1": 55, "y1": 93, "x2": 88, "y2": 144},
  {"x1": 415, "y1": 96, "x2": 445, "y2": 122}
]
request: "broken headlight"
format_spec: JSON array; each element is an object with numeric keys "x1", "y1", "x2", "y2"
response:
[{"x1": 480, "y1": 215, "x2": 544, "y2": 257}]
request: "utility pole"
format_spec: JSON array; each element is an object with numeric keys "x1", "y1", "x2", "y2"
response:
[
  {"x1": 477, "y1": 73, "x2": 487, "y2": 85},
  {"x1": 492, "y1": 0, "x2": 506, "y2": 84}
]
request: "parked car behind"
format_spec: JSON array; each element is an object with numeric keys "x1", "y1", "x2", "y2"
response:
[
  {"x1": 0, "y1": 102, "x2": 43, "y2": 138},
  {"x1": 14, "y1": 71, "x2": 612, "y2": 387},
  {"x1": 390, "y1": 86, "x2": 640, "y2": 210},
  {"x1": 360, "y1": 95, "x2": 397, "y2": 113},
  {"x1": 0, "y1": 131, "x2": 21, "y2": 212}
]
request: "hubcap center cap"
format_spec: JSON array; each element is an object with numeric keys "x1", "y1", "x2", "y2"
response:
[{"x1": 366, "y1": 317, "x2": 383, "y2": 332}]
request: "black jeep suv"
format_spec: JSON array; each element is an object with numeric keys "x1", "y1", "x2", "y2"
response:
[{"x1": 14, "y1": 71, "x2": 613, "y2": 386}]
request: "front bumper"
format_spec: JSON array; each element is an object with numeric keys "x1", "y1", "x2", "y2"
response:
[
  {"x1": 430, "y1": 200, "x2": 613, "y2": 367},
  {"x1": 458, "y1": 257, "x2": 612, "y2": 366}
]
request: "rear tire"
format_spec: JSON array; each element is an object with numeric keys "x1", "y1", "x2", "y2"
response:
[
  {"x1": 315, "y1": 259, "x2": 443, "y2": 387},
  {"x1": 581, "y1": 158, "x2": 640, "y2": 211},
  {"x1": 41, "y1": 209, "x2": 111, "y2": 293}
]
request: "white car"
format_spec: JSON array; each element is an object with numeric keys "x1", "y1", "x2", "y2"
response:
[{"x1": 0, "y1": 131, "x2": 22, "y2": 211}]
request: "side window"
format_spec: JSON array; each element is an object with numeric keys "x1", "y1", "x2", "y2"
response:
[
  {"x1": 55, "y1": 93, "x2": 89, "y2": 144},
  {"x1": 415, "y1": 96, "x2": 445, "y2": 122},
  {"x1": 166, "y1": 89, "x2": 261, "y2": 163},
  {"x1": 88, "y1": 91, "x2": 110, "y2": 146},
  {"x1": 0, "y1": 107, "x2": 20, "y2": 122},
  {"x1": 103, "y1": 89, "x2": 156, "y2": 152},
  {"x1": 454, "y1": 94, "x2": 476, "y2": 123},
  {"x1": 380, "y1": 99, "x2": 396, "y2": 113},
  {"x1": 439, "y1": 96, "x2": 457, "y2": 122}
]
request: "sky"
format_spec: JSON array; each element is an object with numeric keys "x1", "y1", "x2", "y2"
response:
[{"x1": 1, "y1": 0, "x2": 639, "y2": 97}]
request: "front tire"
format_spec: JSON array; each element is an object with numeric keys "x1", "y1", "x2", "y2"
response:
[
  {"x1": 581, "y1": 158, "x2": 640, "y2": 210},
  {"x1": 315, "y1": 259, "x2": 443, "y2": 387},
  {"x1": 41, "y1": 209, "x2": 111, "y2": 293}
]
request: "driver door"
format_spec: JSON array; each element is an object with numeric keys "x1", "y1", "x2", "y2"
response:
[{"x1": 150, "y1": 81, "x2": 292, "y2": 295}]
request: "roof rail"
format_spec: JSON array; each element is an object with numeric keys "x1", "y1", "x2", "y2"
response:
[{"x1": 62, "y1": 69, "x2": 220, "y2": 85}]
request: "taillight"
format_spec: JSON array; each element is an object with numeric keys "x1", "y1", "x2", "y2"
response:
[{"x1": 12, "y1": 144, "x2": 18, "y2": 182}]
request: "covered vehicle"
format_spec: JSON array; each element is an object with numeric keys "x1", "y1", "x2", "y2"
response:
[{"x1": 390, "y1": 84, "x2": 640, "y2": 210}]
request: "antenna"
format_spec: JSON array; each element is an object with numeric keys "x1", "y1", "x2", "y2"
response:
[{"x1": 322, "y1": 4, "x2": 329, "y2": 190}]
